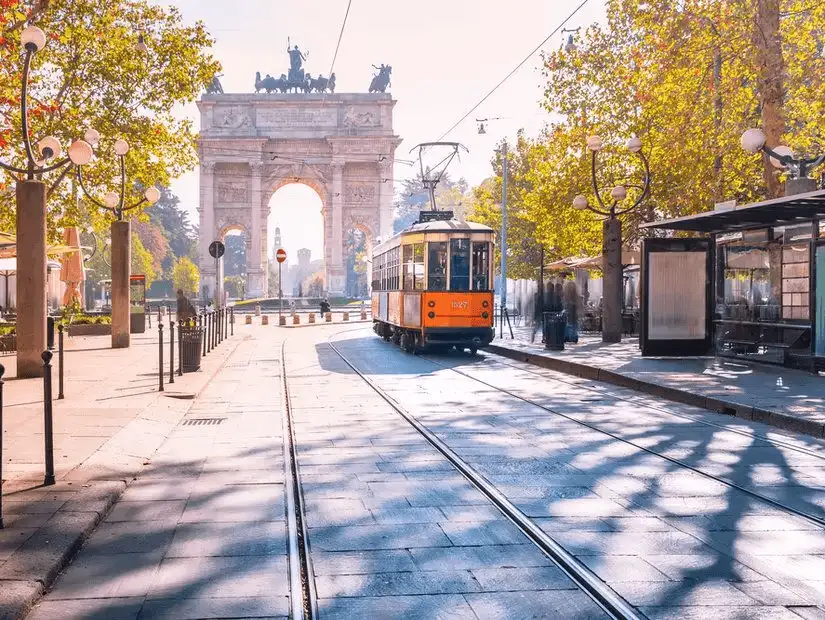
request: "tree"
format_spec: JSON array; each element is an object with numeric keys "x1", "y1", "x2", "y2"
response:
[
  {"x1": 172, "y1": 256, "x2": 199, "y2": 296},
  {"x1": 393, "y1": 172, "x2": 470, "y2": 233},
  {"x1": 131, "y1": 232, "x2": 155, "y2": 287},
  {"x1": 148, "y1": 186, "x2": 197, "y2": 263},
  {"x1": 304, "y1": 271, "x2": 324, "y2": 297},
  {"x1": 223, "y1": 234, "x2": 246, "y2": 276},
  {"x1": 466, "y1": 0, "x2": 825, "y2": 265},
  {"x1": 132, "y1": 219, "x2": 169, "y2": 273},
  {"x1": 0, "y1": 0, "x2": 220, "y2": 240},
  {"x1": 224, "y1": 274, "x2": 244, "y2": 299}
]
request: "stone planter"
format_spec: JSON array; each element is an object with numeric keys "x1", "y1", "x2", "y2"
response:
[{"x1": 68, "y1": 323, "x2": 112, "y2": 336}]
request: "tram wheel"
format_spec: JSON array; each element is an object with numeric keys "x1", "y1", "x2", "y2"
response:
[{"x1": 469, "y1": 347, "x2": 478, "y2": 356}]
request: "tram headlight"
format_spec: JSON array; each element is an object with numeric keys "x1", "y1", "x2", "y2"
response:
[
  {"x1": 428, "y1": 300, "x2": 435, "y2": 308},
  {"x1": 482, "y1": 311, "x2": 489, "y2": 319},
  {"x1": 428, "y1": 311, "x2": 435, "y2": 319},
  {"x1": 482, "y1": 300, "x2": 489, "y2": 308}
]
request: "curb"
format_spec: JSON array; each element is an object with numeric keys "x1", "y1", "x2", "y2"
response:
[
  {"x1": 485, "y1": 344, "x2": 825, "y2": 440},
  {"x1": 0, "y1": 336, "x2": 245, "y2": 620},
  {"x1": 0, "y1": 481, "x2": 124, "y2": 620}
]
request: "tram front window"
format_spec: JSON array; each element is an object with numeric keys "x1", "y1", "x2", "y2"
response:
[
  {"x1": 428, "y1": 242, "x2": 448, "y2": 291},
  {"x1": 472, "y1": 242, "x2": 490, "y2": 290},
  {"x1": 450, "y1": 239, "x2": 471, "y2": 291}
]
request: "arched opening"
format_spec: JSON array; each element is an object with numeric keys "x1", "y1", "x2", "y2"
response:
[
  {"x1": 267, "y1": 183, "x2": 324, "y2": 299},
  {"x1": 345, "y1": 228, "x2": 369, "y2": 298},
  {"x1": 221, "y1": 226, "x2": 248, "y2": 301}
]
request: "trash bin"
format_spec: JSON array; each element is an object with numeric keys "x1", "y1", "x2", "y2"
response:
[
  {"x1": 179, "y1": 324, "x2": 203, "y2": 372},
  {"x1": 543, "y1": 311, "x2": 566, "y2": 351}
]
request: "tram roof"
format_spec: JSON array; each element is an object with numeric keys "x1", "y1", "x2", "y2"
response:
[{"x1": 373, "y1": 219, "x2": 494, "y2": 254}]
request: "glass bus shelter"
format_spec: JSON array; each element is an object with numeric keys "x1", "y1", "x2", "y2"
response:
[{"x1": 639, "y1": 189, "x2": 825, "y2": 371}]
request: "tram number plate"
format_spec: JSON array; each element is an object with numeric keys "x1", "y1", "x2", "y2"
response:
[{"x1": 451, "y1": 301, "x2": 469, "y2": 310}]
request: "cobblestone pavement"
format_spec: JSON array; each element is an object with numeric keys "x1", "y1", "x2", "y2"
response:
[
  {"x1": 24, "y1": 334, "x2": 289, "y2": 620},
  {"x1": 333, "y1": 326, "x2": 825, "y2": 619}
]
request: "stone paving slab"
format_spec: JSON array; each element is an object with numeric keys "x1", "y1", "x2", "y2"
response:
[
  {"x1": 486, "y1": 331, "x2": 825, "y2": 439},
  {"x1": 0, "y1": 328, "x2": 245, "y2": 620},
  {"x1": 334, "y1": 330, "x2": 825, "y2": 618},
  {"x1": 285, "y1": 329, "x2": 614, "y2": 619}
]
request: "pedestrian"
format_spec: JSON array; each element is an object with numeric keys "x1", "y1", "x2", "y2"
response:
[{"x1": 176, "y1": 289, "x2": 195, "y2": 325}]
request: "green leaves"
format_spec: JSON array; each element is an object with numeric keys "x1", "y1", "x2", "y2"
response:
[{"x1": 0, "y1": 0, "x2": 219, "y2": 236}]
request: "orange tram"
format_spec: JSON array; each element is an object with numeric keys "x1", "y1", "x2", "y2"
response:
[{"x1": 370, "y1": 214, "x2": 495, "y2": 354}]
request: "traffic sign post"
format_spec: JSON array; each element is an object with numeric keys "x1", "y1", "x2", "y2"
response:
[
  {"x1": 276, "y1": 248, "x2": 286, "y2": 319},
  {"x1": 209, "y1": 241, "x2": 226, "y2": 308}
]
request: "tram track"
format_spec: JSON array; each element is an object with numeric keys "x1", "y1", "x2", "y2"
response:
[
  {"x1": 478, "y1": 351, "x2": 825, "y2": 463},
  {"x1": 325, "y1": 335, "x2": 643, "y2": 620},
  {"x1": 411, "y1": 351, "x2": 825, "y2": 530},
  {"x1": 280, "y1": 340, "x2": 318, "y2": 620}
]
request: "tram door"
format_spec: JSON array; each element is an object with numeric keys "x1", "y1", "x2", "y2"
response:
[{"x1": 641, "y1": 238, "x2": 713, "y2": 356}]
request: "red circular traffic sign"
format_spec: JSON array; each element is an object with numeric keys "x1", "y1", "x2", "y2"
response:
[{"x1": 276, "y1": 248, "x2": 287, "y2": 263}]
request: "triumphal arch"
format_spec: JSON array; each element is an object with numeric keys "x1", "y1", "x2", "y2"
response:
[{"x1": 196, "y1": 91, "x2": 400, "y2": 297}]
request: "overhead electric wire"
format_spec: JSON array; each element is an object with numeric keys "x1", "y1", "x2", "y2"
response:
[
  {"x1": 435, "y1": 0, "x2": 591, "y2": 141},
  {"x1": 327, "y1": 0, "x2": 353, "y2": 80}
]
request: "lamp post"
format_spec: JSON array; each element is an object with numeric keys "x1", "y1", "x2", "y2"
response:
[
  {"x1": 0, "y1": 26, "x2": 94, "y2": 377},
  {"x1": 75, "y1": 134, "x2": 160, "y2": 348},
  {"x1": 741, "y1": 128, "x2": 825, "y2": 196},
  {"x1": 573, "y1": 134, "x2": 650, "y2": 344}
]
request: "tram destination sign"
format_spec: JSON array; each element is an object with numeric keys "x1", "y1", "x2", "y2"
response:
[{"x1": 417, "y1": 210, "x2": 454, "y2": 223}]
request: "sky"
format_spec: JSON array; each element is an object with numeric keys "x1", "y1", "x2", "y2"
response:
[{"x1": 160, "y1": 0, "x2": 606, "y2": 261}]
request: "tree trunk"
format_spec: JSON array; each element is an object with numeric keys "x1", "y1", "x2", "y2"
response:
[{"x1": 754, "y1": 0, "x2": 785, "y2": 198}]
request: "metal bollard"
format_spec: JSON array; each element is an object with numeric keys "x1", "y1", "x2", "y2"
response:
[
  {"x1": 201, "y1": 314, "x2": 207, "y2": 357},
  {"x1": 148, "y1": 308, "x2": 152, "y2": 329},
  {"x1": 57, "y1": 324, "x2": 64, "y2": 400},
  {"x1": 178, "y1": 319, "x2": 184, "y2": 377},
  {"x1": 169, "y1": 320, "x2": 175, "y2": 384},
  {"x1": 47, "y1": 316, "x2": 55, "y2": 350},
  {"x1": 218, "y1": 309, "x2": 223, "y2": 344},
  {"x1": 231, "y1": 308, "x2": 235, "y2": 335},
  {"x1": 0, "y1": 363, "x2": 4, "y2": 528},
  {"x1": 225, "y1": 308, "x2": 230, "y2": 339},
  {"x1": 158, "y1": 323, "x2": 164, "y2": 392},
  {"x1": 42, "y1": 351, "x2": 55, "y2": 486}
]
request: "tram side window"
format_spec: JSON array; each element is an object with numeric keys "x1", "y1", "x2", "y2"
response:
[
  {"x1": 450, "y1": 239, "x2": 471, "y2": 291},
  {"x1": 392, "y1": 246, "x2": 400, "y2": 290},
  {"x1": 413, "y1": 243, "x2": 425, "y2": 290},
  {"x1": 403, "y1": 245, "x2": 414, "y2": 290},
  {"x1": 372, "y1": 253, "x2": 381, "y2": 291},
  {"x1": 428, "y1": 242, "x2": 448, "y2": 291},
  {"x1": 472, "y1": 242, "x2": 490, "y2": 290},
  {"x1": 379, "y1": 253, "x2": 386, "y2": 292}
]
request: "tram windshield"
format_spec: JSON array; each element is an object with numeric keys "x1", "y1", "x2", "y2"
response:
[
  {"x1": 472, "y1": 242, "x2": 490, "y2": 290},
  {"x1": 428, "y1": 242, "x2": 448, "y2": 291},
  {"x1": 450, "y1": 239, "x2": 471, "y2": 291}
]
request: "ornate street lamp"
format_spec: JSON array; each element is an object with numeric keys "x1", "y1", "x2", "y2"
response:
[
  {"x1": 75, "y1": 133, "x2": 159, "y2": 348},
  {"x1": 0, "y1": 26, "x2": 94, "y2": 377},
  {"x1": 573, "y1": 134, "x2": 650, "y2": 343},
  {"x1": 741, "y1": 128, "x2": 825, "y2": 195}
]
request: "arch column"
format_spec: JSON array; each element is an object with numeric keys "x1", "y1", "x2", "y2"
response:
[
  {"x1": 378, "y1": 159, "x2": 394, "y2": 239},
  {"x1": 199, "y1": 160, "x2": 216, "y2": 301},
  {"x1": 246, "y1": 161, "x2": 265, "y2": 297},
  {"x1": 328, "y1": 162, "x2": 346, "y2": 295}
]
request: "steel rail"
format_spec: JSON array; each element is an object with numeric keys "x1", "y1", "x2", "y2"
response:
[
  {"x1": 326, "y1": 336, "x2": 642, "y2": 620},
  {"x1": 279, "y1": 340, "x2": 318, "y2": 620},
  {"x1": 476, "y1": 352, "x2": 825, "y2": 463},
  {"x1": 419, "y1": 354, "x2": 825, "y2": 530}
]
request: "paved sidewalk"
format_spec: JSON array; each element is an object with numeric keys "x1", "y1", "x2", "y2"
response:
[
  {"x1": 487, "y1": 329, "x2": 825, "y2": 438},
  {"x1": 25, "y1": 334, "x2": 288, "y2": 620},
  {"x1": 0, "y1": 325, "x2": 245, "y2": 620}
]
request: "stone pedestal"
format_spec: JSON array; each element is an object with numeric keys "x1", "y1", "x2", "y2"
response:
[
  {"x1": 111, "y1": 220, "x2": 131, "y2": 349},
  {"x1": 602, "y1": 218, "x2": 623, "y2": 344},
  {"x1": 16, "y1": 181, "x2": 47, "y2": 378}
]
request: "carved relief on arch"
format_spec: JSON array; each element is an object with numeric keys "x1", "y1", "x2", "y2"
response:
[
  {"x1": 266, "y1": 164, "x2": 329, "y2": 203},
  {"x1": 344, "y1": 210, "x2": 379, "y2": 238}
]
